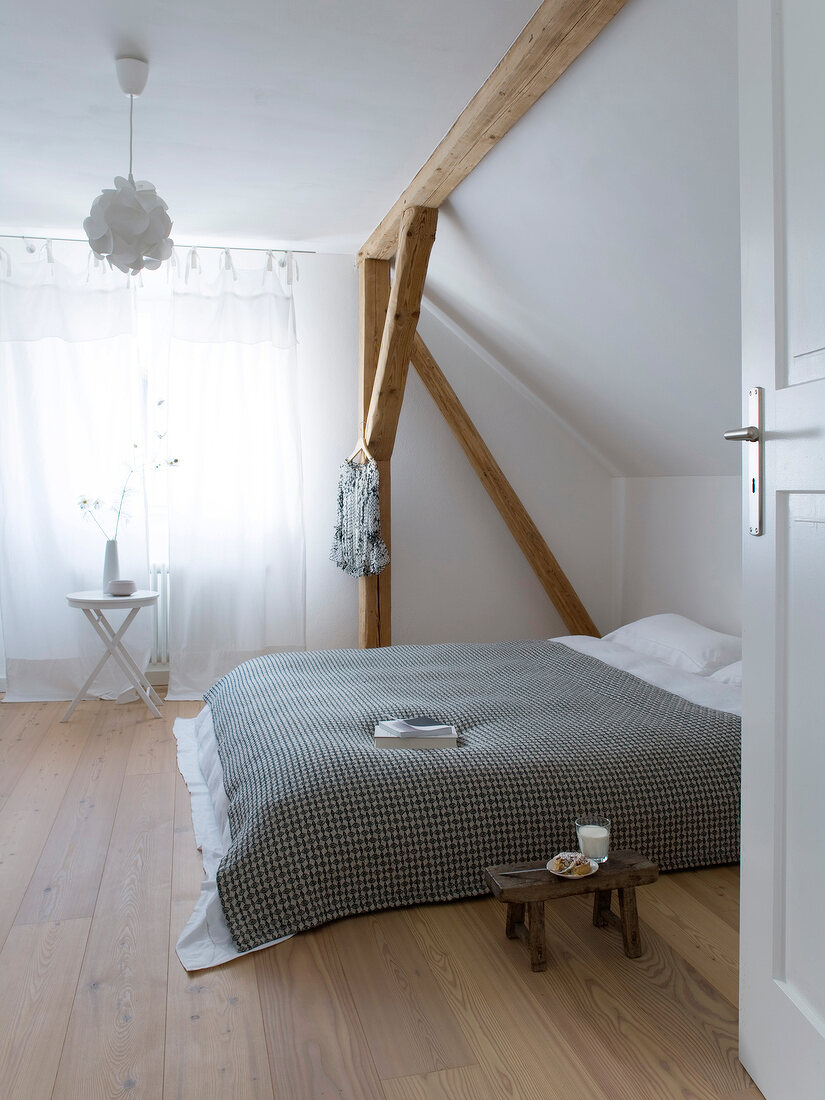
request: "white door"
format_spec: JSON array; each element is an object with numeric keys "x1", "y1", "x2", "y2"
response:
[{"x1": 738, "y1": 0, "x2": 825, "y2": 1095}]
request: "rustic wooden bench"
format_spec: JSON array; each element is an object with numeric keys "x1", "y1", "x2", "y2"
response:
[{"x1": 485, "y1": 849, "x2": 659, "y2": 972}]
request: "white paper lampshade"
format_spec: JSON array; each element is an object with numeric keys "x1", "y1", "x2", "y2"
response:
[{"x1": 84, "y1": 174, "x2": 173, "y2": 274}]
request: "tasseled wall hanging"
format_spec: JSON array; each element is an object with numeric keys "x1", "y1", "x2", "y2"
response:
[{"x1": 330, "y1": 451, "x2": 389, "y2": 577}]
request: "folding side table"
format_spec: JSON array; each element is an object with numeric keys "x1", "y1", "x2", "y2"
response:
[{"x1": 62, "y1": 590, "x2": 162, "y2": 722}]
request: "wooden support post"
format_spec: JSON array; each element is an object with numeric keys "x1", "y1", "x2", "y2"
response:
[
  {"x1": 357, "y1": 258, "x2": 391, "y2": 649},
  {"x1": 411, "y1": 334, "x2": 599, "y2": 637},
  {"x1": 357, "y1": 206, "x2": 437, "y2": 649},
  {"x1": 364, "y1": 206, "x2": 438, "y2": 459}
]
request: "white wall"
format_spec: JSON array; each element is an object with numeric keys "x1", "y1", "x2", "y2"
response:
[
  {"x1": 613, "y1": 476, "x2": 742, "y2": 635},
  {"x1": 293, "y1": 253, "x2": 360, "y2": 650}
]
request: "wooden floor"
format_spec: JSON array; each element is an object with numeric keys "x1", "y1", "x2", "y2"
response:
[{"x1": 0, "y1": 697, "x2": 764, "y2": 1100}]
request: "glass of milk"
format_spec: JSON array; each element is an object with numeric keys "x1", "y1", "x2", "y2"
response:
[{"x1": 575, "y1": 816, "x2": 611, "y2": 863}]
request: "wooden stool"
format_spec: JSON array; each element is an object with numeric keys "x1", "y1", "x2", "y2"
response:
[{"x1": 485, "y1": 849, "x2": 659, "y2": 972}]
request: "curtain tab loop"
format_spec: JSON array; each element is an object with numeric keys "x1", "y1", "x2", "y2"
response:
[
  {"x1": 278, "y1": 250, "x2": 296, "y2": 287},
  {"x1": 263, "y1": 249, "x2": 276, "y2": 286},
  {"x1": 166, "y1": 247, "x2": 179, "y2": 284},
  {"x1": 185, "y1": 248, "x2": 200, "y2": 284},
  {"x1": 220, "y1": 248, "x2": 237, "y2": 281}
]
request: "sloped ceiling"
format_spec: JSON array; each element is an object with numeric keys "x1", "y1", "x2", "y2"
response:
[{"x1": 423, "y1": 0, "x2": 741, "y2": 477}]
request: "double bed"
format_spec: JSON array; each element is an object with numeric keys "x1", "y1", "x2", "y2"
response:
[{"x1": 174, "y1": 615, "x2": 742, "y2": 971}]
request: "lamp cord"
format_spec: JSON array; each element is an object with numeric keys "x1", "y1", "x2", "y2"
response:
[{"x1": 129, "y1": 94, "x2": 134, "y2": 180}]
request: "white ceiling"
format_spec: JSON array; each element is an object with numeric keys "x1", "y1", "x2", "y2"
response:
[{"x1": 0, "y1": 0, "x2": 538, "y2": 250}]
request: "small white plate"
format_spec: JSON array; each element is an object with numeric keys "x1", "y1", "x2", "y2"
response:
[{"x1": 546, "y1": 855, "x2": 599, "y2": 878}]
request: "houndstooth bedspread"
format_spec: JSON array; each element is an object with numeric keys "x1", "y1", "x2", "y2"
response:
[{"x1": 204, "y1": 639, "x2": 741, "y2": 953}]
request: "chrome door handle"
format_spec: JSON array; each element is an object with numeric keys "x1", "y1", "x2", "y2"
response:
[
  {"x1": 724, "y1": 387, "x2": 763, "y2": 536},
  {"x1": 724, "y1": 426, "x2": 760, "y2": 442}
]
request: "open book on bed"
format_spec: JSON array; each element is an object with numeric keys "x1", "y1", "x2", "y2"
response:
[{"x1": 374, "y1": 716, "x2": 457, "y2": 749}]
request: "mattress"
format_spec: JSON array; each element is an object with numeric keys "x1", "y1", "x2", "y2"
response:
[{"x1": 174, "y1": 635, "x2": 741, "y2": 970}]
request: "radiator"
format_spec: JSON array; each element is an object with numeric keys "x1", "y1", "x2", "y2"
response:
[{"x1": 149, "y1": 563, "x2": 170, "y2": 664}]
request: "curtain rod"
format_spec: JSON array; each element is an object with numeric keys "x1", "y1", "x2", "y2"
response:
[{"x1": 0, "y1": 234, "x2": 316, "y2": 255}]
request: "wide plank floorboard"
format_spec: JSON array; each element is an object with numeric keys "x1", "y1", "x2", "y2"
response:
[
  {"x1": 127, "y1": 704, "x2": 185, "y2": 775},
  {"x1": 51, "y1": 770, "x2": 175, "y2": 1100},
  {"x1": 0, "y1": 699, "x2": 762, "y2": 1099},
  {"x1": 333, "y1": 907, "x2": 476, "y2": 1079},
  {"x1": 668, "y1": 865, "x2": 741, "y2": 932},
  {"x1": 165, "y1": 769, "x2": 275, "y2": 1099},
  {"x1": 15, "y1": 710, "x2": 135, "y2": 924},
  {"x1": 0, "y1": 917, "x2": 91, "y2": 1100},
  {"x1": 0, "y1": 710, "x2": 91, "y2": 944},
  {"x1": 0, "y1": 700, "x2": 56, "y2": 798},
  {"x1": 256, "y1": 925, "x2": 386, "y2": 1100},
  {"x1": 381, "y1": 1063, "x2": 499, "y2": 1099},
  {"x1": 636, "y1": 875, "x2": 740, "y2": 1006}
]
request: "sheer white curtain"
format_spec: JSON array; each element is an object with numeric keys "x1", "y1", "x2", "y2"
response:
[
  {"x1": 0, "y1": 255, "x2": 151, "y2": 700},
  {"x1": 165, "y1": 260, "x2": 304, "y2": 698},
  {"x1": 0, "y1": 244, "x2": 304, "y2": 702}
]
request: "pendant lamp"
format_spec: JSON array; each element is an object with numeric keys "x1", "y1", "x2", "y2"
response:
[{"x1": 84, "y1": 57, "x2": 174, "y2": 274}]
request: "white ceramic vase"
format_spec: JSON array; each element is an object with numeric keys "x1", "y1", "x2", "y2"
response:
[{"x1": 102, "y1": 539, "x2": 119, "y2": 592}]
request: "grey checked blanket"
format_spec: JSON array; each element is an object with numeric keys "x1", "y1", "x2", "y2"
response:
[{"x1": 204, "y1": 639, "x2": 741, "y2": 953}]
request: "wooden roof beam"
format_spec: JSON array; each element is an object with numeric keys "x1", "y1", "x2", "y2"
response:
[{"x1": 359, "y1": 0, "x2": 628, "y2": 261}]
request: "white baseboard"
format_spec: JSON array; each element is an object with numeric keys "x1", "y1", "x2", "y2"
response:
[
  {"x1": 147, "y1": 663, "x2": 169, "y2": 688},
  {"x1": 0, "y1": 667, "x2": 168, "y2": 696}
]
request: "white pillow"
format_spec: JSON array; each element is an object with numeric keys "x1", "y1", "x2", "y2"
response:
[
  {"x1": 709, "y1": 660, "x2": 742, "y2": 686},
  {"x1": 603, "y1": 614, "x2": 741, "y2": 676}
]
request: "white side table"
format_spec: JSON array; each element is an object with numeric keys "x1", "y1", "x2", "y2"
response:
[{"x1": 62, "y1": 590, "x2": 163, "y2": 723}]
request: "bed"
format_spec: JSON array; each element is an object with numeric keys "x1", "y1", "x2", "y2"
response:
[{"x1": 174, "y1": 615, "x2": 742, "y2": 971}]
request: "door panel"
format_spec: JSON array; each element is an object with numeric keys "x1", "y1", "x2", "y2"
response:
[
  {"x1": 738, "y1": 0, "x2": 825, "y2": 1094},
  {"x1": 782, "y1": 492, "x2": 825, "y2": 1025},
  {"x1": 784, "y1": 0, "x2": 825, "y2": 383}
]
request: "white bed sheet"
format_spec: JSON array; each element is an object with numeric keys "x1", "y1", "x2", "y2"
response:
[
  {"x1": 173, "y1": 635, "x2": 741, "y2": 970},
  {"x1": 174, "y1": 709, "x2": 290, "y2": 970},
  {"x1": 559, "y1": 635, "x2": 742, "y2": 716}
]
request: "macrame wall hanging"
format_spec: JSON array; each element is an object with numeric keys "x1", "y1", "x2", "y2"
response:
[{"x1": 330, "y1": 444, "x2": 389, "y2": 578}]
